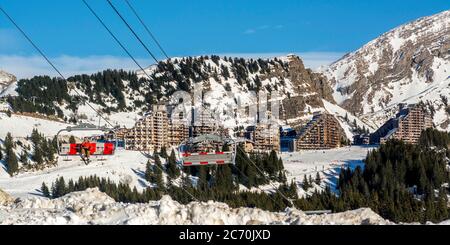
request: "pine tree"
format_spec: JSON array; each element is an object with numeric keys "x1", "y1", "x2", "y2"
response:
[
  {"x1": 153, "y1": 156, "x2": 165, "y2": 191},
  {"x1": 31, "y1": 129, "x2": 44, "y2": 165},
  {"x1": 288, "y1": 181, "x2": 299, "y2": 199},
  {"x1": 144, "y1": 160, "x2": 154, "y2": 182},
  {"x1": 51, "y1": 136, "x2": 58, "y2": 150},
  {"x1": 6, "y1": 148, "x2": 19, "y2": 176},
  {"x1": 215, "y1": 164, "x2": 234, "y2": 192},
  {"x1": 315, "y1": 172, "x2": 321, "y2": 185},
  {"x1": 302, "y1": 176, "x2": 310, "y2": 191},
  {"x1": 437, "y1": 188, "x2": 449, "y2": 220},
  {"x1": 198, "y1": 166, "x2": 209, "y2": 191},
  {"x1": 418, "y1": 164, "x2": 428, "y2": 194},
  {"x1": 41, "y1": 182, "x2": 50, "y2": 198},
  {"x1": 52, "y1": 177, "x2": 67, "y2": 198},
  {"x1": 4, "y1": 133, "x2": 14, "y2": 150},
  {"x1": 159, "y1": 146, "x2": 168, "y2": 159},
  {"x1": 278, "y1": 170, "x2": 287, "y2": 183},
  {"x1": 43, "y1": 139, "x2": 55, "y2": 163},
  {"x1": 19, "y1": 150, "x2": 28, "y2": 165},
  {"x1": 32, "y1": 143, "x2": 44, "y2": 165},
  {"x1": 166, "y1": 150, "x2": 180, "y2": 179}
]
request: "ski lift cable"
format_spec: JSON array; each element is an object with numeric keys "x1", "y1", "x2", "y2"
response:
[
  {"x1": 106, "y1": 0, "x2": 160, "y2": 64},
  {"x1": 2, "y1": 4, "x2": 198, "y2": 203},
  {"x1": 85, "y1": 0, "x2": 200, "y2": 202},
  {"x1": 82, "y1": 0, "x2": 154, "y2": 82},
  {"x1": 0, "y1": 5, "x2": 115, "y2": 129},
  {"x1": 83, "y1": 1, "x2": 200, "y2": 201},
  {"x1": 124, "y1": 0, "x2": 170, "y2": 59},
  {"x1": 237, "y1": 147, "x2": 295, "y2": 207}
]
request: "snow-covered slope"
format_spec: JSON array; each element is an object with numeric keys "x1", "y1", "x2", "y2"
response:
[
  {"x1": 0, "y1": 149, "x2": 148, "y2": 198},
  {"x1": 283, "y1": 145, "x2": 376, "y2": 197},
  {"x1": 0, "y1": 188, "x2": 392, "y2": 225},
  {"x1": 0, "y1": 112, "x2": 70, "y2": 139},
  {"x1": 324, "y1": 10, "x2": 450, "y2": 130}
]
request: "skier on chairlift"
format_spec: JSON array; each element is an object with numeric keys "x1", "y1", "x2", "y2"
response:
[{"x1": 81, "y1": 138, "x2": 92, "y2": 163}]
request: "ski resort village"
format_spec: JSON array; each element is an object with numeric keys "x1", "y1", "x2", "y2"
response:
[{"x1": 0, "y1": 3, "x2": 449, "y2": 226}]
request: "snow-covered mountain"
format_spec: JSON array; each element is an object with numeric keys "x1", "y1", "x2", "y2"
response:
[
  {"x1": 4, "y1": 55, "x2": 369, "y2": 137},
  {"x1": 0, "y1": 188, "x2": 392, "y2": 225},
  {"x1": 0, "y1": 70, "x2": 17, "y2": 97},
  {"x1": 324, "y1": 10, "x2": 450, "y2": 131},
  {"x1": 135, "y1": 55, "x2": 349, "y2": 130}
]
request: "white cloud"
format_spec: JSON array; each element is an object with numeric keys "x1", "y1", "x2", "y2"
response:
[
  {"x1": 0, "y1": 52, "x2": 345, "y2": 79},
  {"x1": 244, "y1": 29, "x2": 256, "y2": 34},
  {"x1": 297, "y1": 52, "x2": 346, "y2": 70},
  {"x1": 243, "y1": 25, "x2": 284, "y2": 35}
]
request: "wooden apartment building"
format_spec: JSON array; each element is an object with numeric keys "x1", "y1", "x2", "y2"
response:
[
  {"x1": 296, "y1": 113, "x2": 345, "y2": 150},
  {"x1": 377, "y1": 104, "x2": 433, "y2": 144},
  {"x1": 125, "y1": 104, "x2": 189, "y2": 152}
]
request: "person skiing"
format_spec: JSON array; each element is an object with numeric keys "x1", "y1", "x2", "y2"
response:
[{"x1": 81, "y1": 138, "x2": 92, "y2": 162}]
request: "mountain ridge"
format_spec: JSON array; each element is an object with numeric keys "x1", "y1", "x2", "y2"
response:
[
  {"x1": 324, "y1": 10, "x2": 450, "y2": 130},
  {"x1": 3, "y1": 55, "x2": 368, "y2": 137}
]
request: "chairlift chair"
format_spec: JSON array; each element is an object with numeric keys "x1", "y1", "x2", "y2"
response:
[
  {"x1": 178, "y1": 134, "x2": 237, "y2": 167},
  {"x1": 56, "y1": 123, "x2": 118, "y2": 162}
]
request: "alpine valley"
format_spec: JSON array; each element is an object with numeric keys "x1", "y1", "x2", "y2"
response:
[{"x1": 0, "y1": 9, "x2": 449, "y2": 225}]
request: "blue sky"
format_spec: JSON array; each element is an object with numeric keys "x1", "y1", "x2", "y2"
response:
[{"x1": 0, "y1": 0, "x2": 449, "y2": 78}]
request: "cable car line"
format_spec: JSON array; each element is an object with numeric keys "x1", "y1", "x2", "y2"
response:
[
  {"x1": 124, "y1": 0, "x2": 170, "y2": 59},
  {"x1": 231, "y1": 164, "x2": 288, "y2": 211},
  {"x1": 84, "y1": 0, "x2": 200, "y2": 202},
  {"x1": 106, "y1": 0, "x2": 160, "y2": 64},
  {"x1": 82, "y1": 0, "x2": 204, "y2": 201},
  {"x1": 237, "y1": 147, "x2": 294, "y2": 207},
  {"x1": 2, "y1": 3, "x2": 292, "y2": 207},
  {"x1": 0, "y1": 5, "x2": 115, "y2": 129},
  {"x1": 0, "y1": 7, "x2": 63, "y2": 84},
  {"x1": 81, "y1": 0, "x2": 154, "y2": 82},
  {"x1": 0, "y1": 5, "x2": 194, "y2": 199}
]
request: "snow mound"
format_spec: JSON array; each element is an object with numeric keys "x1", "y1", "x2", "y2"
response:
[
  {"x1": 0, "y1": 188, "x2": 392, "y2": 225},
  {"x1": 0, "y1": 188, "x2": 14, "y2": 206}
]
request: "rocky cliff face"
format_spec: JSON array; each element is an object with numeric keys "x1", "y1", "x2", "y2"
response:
[
  {"x1": 324, "y1": 10, "x2": 450, "y2": 130},
  {"x1": 0, "y1": 70, "x2": 17, "y2": 96},
  {"x1": 281, "y1": 56, "x2": 336, "y2": 128}
]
